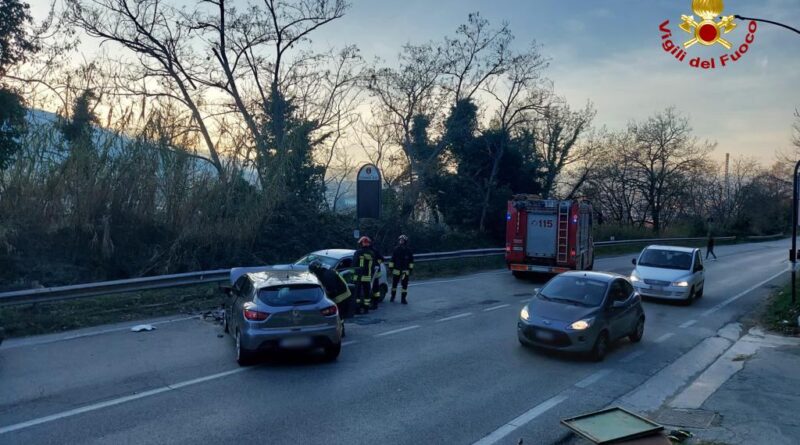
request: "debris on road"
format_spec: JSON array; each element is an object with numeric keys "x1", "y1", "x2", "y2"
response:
[
  {"x1": 561, "y1": 407, "x2": 665, "y2": 444},
  {"x1": 131, "y1": 324, "x2": 156, "y2": 332},
  {"x1": 202, "y1": 309, "x2": 225, "y2": 325}
]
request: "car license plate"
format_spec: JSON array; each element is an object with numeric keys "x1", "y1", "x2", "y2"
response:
[
  {"x1": 535, "y1": 330, "x2": 555, "y2": 341},
  {"x1": 280, "y1": 337, "x2": 312, "y2": 349}
]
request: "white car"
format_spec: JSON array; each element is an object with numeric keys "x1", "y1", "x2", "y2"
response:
[{"x1": 630, "y1": 245, "x2": 705, "y2": 304}]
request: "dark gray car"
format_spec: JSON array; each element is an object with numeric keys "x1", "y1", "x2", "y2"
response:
[
  {"x1": 223, "y1": 269, "x2": 342, "y2": 365},
  {"x1": 517, "y1": 271, "x2": 645, "y2": 361}
]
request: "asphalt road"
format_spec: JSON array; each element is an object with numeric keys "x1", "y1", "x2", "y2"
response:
[{"x1": 0, "y1": 240, "x2": 790, "y2": 445}]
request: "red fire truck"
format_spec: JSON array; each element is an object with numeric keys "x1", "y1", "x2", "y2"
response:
[{"x1": 505, "y1": 195, "x2": 594, "y2": 277}]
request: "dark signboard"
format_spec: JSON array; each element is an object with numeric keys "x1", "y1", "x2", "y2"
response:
[{"x1": 357, "y1": 164, "x2": 381, "y2": 219}]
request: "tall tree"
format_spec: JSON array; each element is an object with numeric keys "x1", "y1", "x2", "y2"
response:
[
  {"x1": 626, "y1": 108, "x2": 714, "y2": 233},
  {"x1": 0, "y1": 0, "x2": 38, "y2": 170}
]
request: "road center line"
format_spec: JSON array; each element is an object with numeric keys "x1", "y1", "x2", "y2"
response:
[
  {"x1": 655, "y1": 333, "x2": 675, "y2": 344},
  {"x1": 437, "y1": 313, "x2": 473, "y2": 323},
  {"x1": 574, "y1": 369, "x2": 611, "y2": 388},
  {"x1": 619, "y1": 350, "x2": 646, "y2": 364},
  {"x1": 472, "y1": 394, "x2": 568, "y2": 445},
  {"x1": 409, "y1": 270, "x2": 507, "y2": 287},
  {"x1": 374, "y1": 325, "x2": 421, "y2": 337},
  {"x1": 701, "y1": 270, "x2": 785, "y2": 317},
  {"x1": 0, "y1": 367, "x2": 250, "y2": 435},
  {"x1": 341, "y1": 340, "x2": 358, "y2": 346},
  {"x1": 484, "y1": 304, "x2": 511, "y2": 312},
  {"x1": 680, "y1": 320, "x2": 697, "y2": 329}
]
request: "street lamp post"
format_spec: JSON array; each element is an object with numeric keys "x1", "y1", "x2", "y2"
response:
[{"x1": 793, "y1": 161, "x2": 800, "y2": 304}]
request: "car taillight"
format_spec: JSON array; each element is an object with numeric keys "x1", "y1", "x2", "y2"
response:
[
  {"x1": 243, "y1": 303, "x2": 269, "y2": 321},
  {"x1": 321, "y1": 305, "x2": 338, "y2": 317}
]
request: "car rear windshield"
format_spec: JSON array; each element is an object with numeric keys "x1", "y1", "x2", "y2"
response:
[
  {"x1": 258, "y1": 285, "x2": 324, "y2": 307},
  {"x1": 294, "y1": 254, "x2": 338, "y2": 269},
  {"x1": 540, "y1": 276, "x2": 608, "y2": 307},
  {"x1": 638, "y1": 249, "x2": 693, "y2": 270}
]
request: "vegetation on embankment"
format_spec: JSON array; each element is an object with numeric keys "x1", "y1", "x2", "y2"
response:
[{"x1": 762, "y1": 282, "x2": 800, "y2": 336}]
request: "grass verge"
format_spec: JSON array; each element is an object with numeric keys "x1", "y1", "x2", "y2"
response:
[{"x1": 762, "y1": 282, "x2": 800, "y2": 336}]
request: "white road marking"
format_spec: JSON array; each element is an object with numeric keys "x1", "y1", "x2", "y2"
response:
[
  {"x1": 483, "y1": 304, "x2": 511, "y2": 312},
  {"x1": 701, "y1": 270, "x2": 785, "y2": 317},
  {"x1": 655, "y1": 333, "x2": 675, "y2": 344},
  {"x1": 374, "y1": 325, "x2": 421, "y2": 337},
  {"x1": 680, "y1": 320, "x2": 698, "y2": 329},
  {"x1": 619, "y1": 350, "x2": 646, "y2": 363},
  {"x1": 436, "y1": 313, "x2": 473, "y2": 323},
  {"x1": 519, "y1": 298, "x2": 530, "y2": 303},
  {"x1": 471, "y1": 394, "x2": 568, "y2": 445},
  {"x1": 341, "y1": 340, "x2": 358, "y2": 346},
  {"x1": 0, "y1": 367, "x2": 249, "y2": 435},
  {"x1": 574, "y1": 369, "x2": 611, "y2": 388}
]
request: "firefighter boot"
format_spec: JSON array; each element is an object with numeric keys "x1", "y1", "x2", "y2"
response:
[{"x1": 401, "y1": 290, "x2": 408, "y2": 305}]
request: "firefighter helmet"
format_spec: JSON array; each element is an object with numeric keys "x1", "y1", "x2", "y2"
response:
[
  {"x1": 398, "y1": 235, "x2": 409, "y2": 244},
  {"x1": 358, "y1": 236, "x2": 372, "y2": 247}
]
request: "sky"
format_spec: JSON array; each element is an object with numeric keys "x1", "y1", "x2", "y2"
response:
[
  {"x1": 26, "y1": 0, "x2": 800, "y2": 164},
  {"x1": 309, "y1": 0, "x2": 800, "y2": 163}
]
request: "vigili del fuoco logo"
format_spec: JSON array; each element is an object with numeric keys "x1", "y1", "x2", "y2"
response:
[{"x1": 660, "y1": 0, "x2": 758, "y2": 69}]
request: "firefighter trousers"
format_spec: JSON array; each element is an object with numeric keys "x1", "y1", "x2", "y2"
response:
[
  {"x1": 391, "y1": 272, "x2": 410, "y2": 302},
  {"x1": 354, "y1": 279, "x2": 372, "y2": 312}
]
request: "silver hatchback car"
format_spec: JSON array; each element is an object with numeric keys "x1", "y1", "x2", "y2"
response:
[
  {"x1": 630, "y1": 245, "x2": 705, "y2": 304},
  {"x1": 518, "y1": 272, "x2": 646, "y2": 361},
  {"x1": 223, "y1": 269, "x2": 342, "y2": 365}
]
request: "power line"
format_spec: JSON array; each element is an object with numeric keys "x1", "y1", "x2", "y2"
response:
[{"x1": 734, "y1": 15, "x2": 800, "y2": 36}]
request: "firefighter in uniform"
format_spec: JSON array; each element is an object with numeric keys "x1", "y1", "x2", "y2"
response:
[
  {"x1": 370, "y1": 246, "x2": 385, "y2": 310},
  {"x1": 353, "y1": 236, "x2": 376, "y2": 314},
  {"x1": 308, "y1": 260, "x2": 351, "y2": 337},
  {"x1": 308, "y1": 260, "x2": 353, "y2": 319},
  {"x1": 389, "y1": 235, "x2": 414, "y2": 304}
]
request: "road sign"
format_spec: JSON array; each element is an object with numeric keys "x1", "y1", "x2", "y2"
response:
[{"x1": 357, "y1": 164, "x2": 381, "y2": 219}]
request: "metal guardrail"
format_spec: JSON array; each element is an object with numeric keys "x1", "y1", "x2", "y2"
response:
[
  {"x1": 415, "y1": 248, "x2": 505, "y2": 262},
  {"x1": 0, "y1": 234, "x2": 782, "y2": 307},
  {"x1": 593, "y1": 236, "x2": 736, "y2": 247},
  {"x1": 0, "y1": 270, "x2": 230, "y2": 306}
]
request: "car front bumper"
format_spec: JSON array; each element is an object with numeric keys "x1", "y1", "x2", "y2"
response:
[
  {"x1": 517, "y1": 320, "x2": 599, "y2": 353},
  {"x1": 241, "y1": 322, "x2": 341, "y2": 351},
  {"x1": 633, "y1": 284, "x2": 692, "y2": 300}
]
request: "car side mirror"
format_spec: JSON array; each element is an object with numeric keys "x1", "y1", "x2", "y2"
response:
[
  {"x1": 631, "y1": 258, "x2": 637, "y2": 265},
  {"x1": 696, "y1": 264, "x2": 704, "y2": 272},
  {"x1": 612, "y1": 299, "x2": 627, "y2": 309}
]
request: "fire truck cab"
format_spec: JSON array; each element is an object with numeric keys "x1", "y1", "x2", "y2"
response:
[{"x1": 505, "y1": 195, "x2": 594, "y2": 277}]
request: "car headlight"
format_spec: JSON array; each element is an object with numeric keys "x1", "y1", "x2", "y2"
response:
[
  {"x1": 520, "y1": 306, "x2": 530, "y2": 321},
  {"x1": 672, "y1": 281, "x2": 690, "y2": 287},
  {"x1": 630, "y1": 273, "x2": 641, "y2": 283},
  {"x1": 569, "y1": 318, "x2": 594, "y2": 330}
]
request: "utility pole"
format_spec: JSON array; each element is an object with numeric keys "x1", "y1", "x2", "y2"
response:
[
  {"x1": 725, "y1": 153, "x2": 730, "y2": 217},
  {"x1": 792, "y1": 161, "x2": 799, "y2": 304}
]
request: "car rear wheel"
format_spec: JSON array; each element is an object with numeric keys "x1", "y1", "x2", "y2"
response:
[
  {"x1": 591, "y1": 332, "x2": 609, "y2": 362},
  {"x1": 629, "y1": 317, "x2": 645, "y2": 343},
  {"x1": 236, "y1": 330, "x2": 255, "y2": 366},
  {"x1": 323, "y1": 343, "x2": 341, "y2": 362},
  {"x1": 223, "y1": 311, "x2": 229, "y2": 334}
]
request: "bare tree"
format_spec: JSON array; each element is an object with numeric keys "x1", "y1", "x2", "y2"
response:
[
  {"x1": 531, "y1": 99, "x2": 596, "y2": 199},
  {"x1": 626, "y1": 108, "x2": 714, "y2": 233}
]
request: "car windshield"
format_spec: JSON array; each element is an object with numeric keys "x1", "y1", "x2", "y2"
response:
[
  {"x1": 294, "y1": 254, "x2": 339, "y2": 269},
  {"x1": 539, "y1": 276, "x2": 608, "y2": 307},
  {"x1": 638, "y1": 249, "x2": 693, "y2": 270},
  {"x1": 258, "y1": 285, "x2": 324, "y2": 307}
]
